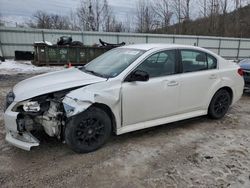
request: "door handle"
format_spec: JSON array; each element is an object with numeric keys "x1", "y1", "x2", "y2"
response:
[
  {"x1": 167, "y1": 80, "x2": 179, "y2": 86},
  {"x1": 209, "y1": 74, "x2": 217, "y2": 79}
]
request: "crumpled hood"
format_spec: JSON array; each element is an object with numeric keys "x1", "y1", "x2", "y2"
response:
[{"x1": 13, "y1": 68, "x2": 107, "y2": 101}]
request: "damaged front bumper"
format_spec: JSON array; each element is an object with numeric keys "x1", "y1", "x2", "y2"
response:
[
  {"x1": 4, "y1": 102, "x2": 40, "y2": 151},
  {"x1": 5, "y1": 131, "x2": 39, "y2": 151}
]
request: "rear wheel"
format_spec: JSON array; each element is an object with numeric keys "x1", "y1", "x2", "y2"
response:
[
  {"x1": 65, "y1": 107, "x2": 111, "y2": 153},
  {"x1": 208, "y1": 89, "x2": 231, "y2": 119}
]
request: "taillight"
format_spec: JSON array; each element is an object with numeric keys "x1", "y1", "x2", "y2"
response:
[{"x1": 238, "y1": 68, "x2": 244, "y2": 76}]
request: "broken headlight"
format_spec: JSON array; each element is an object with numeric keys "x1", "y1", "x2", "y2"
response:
[
  {"x1": 5, "y1": 91, "x2": 15, "y2": 110},
  {"x1": 63, "y1": 103, "x2": 75, "y2": 116},
  {"x1": 23, "y1": 101, "x2": 41, "y2": 112}
]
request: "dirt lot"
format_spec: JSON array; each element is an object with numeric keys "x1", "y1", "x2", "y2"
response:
[{"x1": 0, "y1": 73, "x2": 250, "y2": 188}]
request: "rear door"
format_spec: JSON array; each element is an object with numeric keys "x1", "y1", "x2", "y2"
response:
[{"x1": 178, "y1": 49, "x2": 219, "y2": 112}]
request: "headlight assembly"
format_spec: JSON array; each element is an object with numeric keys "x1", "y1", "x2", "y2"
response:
[
  {"x1": 5, "y1": 91, "x2": 15, "y2": 110},
  {"x1": 23, "y1": 101, "x2": 41, "y2": 112},
  {"x1": 63, "y1": 103, "x2": 75, "y2": 115}
]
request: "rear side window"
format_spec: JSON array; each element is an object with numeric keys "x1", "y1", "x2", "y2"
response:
[
  {"x1": 207, "y1": 54, "x2": 217, "y2": 69},
  {"x1": 180, "y1": 50, "x2": 217, "y2": 73}
]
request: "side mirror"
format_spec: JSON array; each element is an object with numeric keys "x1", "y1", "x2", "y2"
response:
[{"x1": 125, "y1": 70, "x2": 149, "y2": 82}]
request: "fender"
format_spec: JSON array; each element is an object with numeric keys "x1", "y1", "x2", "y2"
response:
[
  {"x1": 62, "y1": 80, "x2": 122, "y2": 129},
  {"x1": 205, "y1": 76, "x2": 235, "y2": 109}
]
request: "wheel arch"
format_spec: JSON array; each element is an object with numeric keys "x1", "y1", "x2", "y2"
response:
[
  {"x1": 219, "y1": 86, "x2": 233, "y2": 104},
  {"x1": 209, "y1": 86, "x2": 234, "y2": 108},
  {"x1": 207, "y1": 86, "x2": 233, "y2": 119},
  {"x1": 91, "y1": 103, "x2": 117, "y2": 133}
]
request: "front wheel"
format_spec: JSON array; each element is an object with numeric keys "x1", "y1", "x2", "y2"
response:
[
  {"x1": 208, "y1": 89, "x2": 231, "y2": 119},
  {"x1": 65, "y1": 107, "x2": 111, "y2": 153}
]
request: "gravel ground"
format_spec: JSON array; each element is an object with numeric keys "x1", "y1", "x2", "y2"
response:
[{"x1": 0, "y1": 73, "x2": 250, "y2": 188}]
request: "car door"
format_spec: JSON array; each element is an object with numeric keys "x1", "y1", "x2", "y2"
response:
[
  {"x1": 178, "y1": 49, "x2": 219, "y2": 112},
  {"x1": 121, "y1": 50, "x2": 181, "y2": 126}
]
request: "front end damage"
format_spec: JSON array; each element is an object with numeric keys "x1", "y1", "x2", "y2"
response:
[
  {"x1": 4, "y1": 89, "x2": 72, "y2": 151},
  {"x1": 4, "y1": 80, "x2": 121, "y2": 151}
]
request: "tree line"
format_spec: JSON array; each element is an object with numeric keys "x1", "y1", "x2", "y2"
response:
[
  {"x1": 26, "y1": 0, "x2": 126, "y2": 32},
  {"x1": 136, "y1": 0, "x2": 250, "y2": 37},
  {"x1": 2, "y1": 0, "x2": 249, "y2": 37}
]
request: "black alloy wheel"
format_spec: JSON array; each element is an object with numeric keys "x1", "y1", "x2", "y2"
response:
[
  {"x1": 75, "y1": 118, "x2": 105, "y2": 145},
  {"x1": 65, "y1": 107, "x2": 111, "y2": 153},
  {"x1": 208, "y1": 89, "x2": 231, "y2": 119}
]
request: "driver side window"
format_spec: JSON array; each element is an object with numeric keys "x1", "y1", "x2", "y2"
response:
[{"x1": 135, "y1": 50, "x2": 176, "y2": 78}]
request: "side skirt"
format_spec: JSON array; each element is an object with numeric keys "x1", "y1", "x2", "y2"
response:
[{"x1": 116, "y1": 110, "x2": 207, "y2": 135}]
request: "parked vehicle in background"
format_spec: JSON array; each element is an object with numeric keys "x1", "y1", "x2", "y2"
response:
[
  {"x1": 4, "y1": 44, "x2": 244, "y2": 153},
  {"x1": 239, "y1": 59, "x2": 250, "y2": 89}
]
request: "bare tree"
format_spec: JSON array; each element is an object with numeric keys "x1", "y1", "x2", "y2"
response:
[
  {"x1": 199, "y1": 0, "x2": 222, "y2": 18},
  {"x1": 28, "y1": 11, "x2": 52, "y2": 29},
  {"x1": 77, "y1": 0, "x2": 110, "y2": 31},
  {"x1": 207, "y1": 0, "x2": 220, "y2": 33},
  {"x1": 200, "y1": 0, "x2": 208, "y2": 17},
  {"x1": 102, "y1": 0, "x2": 112, "y2": 31},
  {"x1": 182, "y1": 0, "x2": 191, "y2": 20},
  {"x1": 27, "y1": 11, "x2": 72, "y2": 30},
  {"x1": 50, "y1": 14, "x2": 71, "y2": 30},
  {"x1": 136, "y1": 0, "x2": 156, "y2": 33},
  {"x1": 235, "y1": 0, "x2": 244, "y2": 8},
  {"x1": 234, "y1": 0, "x2": 242, "y2": 36},
  {"x1": 171, "y1": 0, "x2": 182, "y2": 26},
  {"x1": 205, "y1": 0, "x2": 220, "y2": 17},
  {"x1": 219, "y1": 0, "x2": 231, "y2": 14},
  {"x1": 217, "y1": 0, "x2": 229, "y2": 35},
  {"x1": 123, "y1": 14, "x2": 133, "y2": 32},
  {"x1": 69, "y1": 11, "x2": 81, "y2": 31},
  {"x1": 102, "y1": 0, "x2": 118, "y2": 32},
  {"x1": 171, "y1": 0, "x2": 192, "y2": 33},
  {"x1": 152, "y1": 0, "x2": 173, "y2": 31},
  {"x1": 107, "y1": 18, "x2": 125, "y2": 32}
]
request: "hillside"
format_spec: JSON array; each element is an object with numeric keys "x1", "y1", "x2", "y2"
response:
[{"x1": 154, "y1": 5, "x2": 250, "y2": 38}]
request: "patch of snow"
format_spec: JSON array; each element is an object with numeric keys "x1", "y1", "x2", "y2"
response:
[{"x1": 0, "y1": 59, "x2": 64, "y2": 75}]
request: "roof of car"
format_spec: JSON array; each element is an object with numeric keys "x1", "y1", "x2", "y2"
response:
[{"x1": 121, "y1": 43, "x2": 203, "y2": 51}]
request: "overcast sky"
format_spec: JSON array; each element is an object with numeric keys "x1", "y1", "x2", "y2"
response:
[
  {"x1": 0, "y1": 0, "x2": 249, "y2": 27},
  {"x1": 0, "y1": 0, "x2": 137, "y2": 26}
]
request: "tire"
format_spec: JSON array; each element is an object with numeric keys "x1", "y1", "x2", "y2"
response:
[
  {"x1": 208, "y1": 89, "x2": 231, "y2": 119},
  {"x1": 65, "y1": 107, "x2": 111, "y2": 153}
]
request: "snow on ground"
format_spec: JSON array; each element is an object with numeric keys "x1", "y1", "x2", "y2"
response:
[{"x1": 0, "y1": 59, "x2": 64, "y2": 75}]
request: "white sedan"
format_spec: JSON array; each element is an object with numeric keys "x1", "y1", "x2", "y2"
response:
[{"x1": 4, "y1": 44, "x2": 244, "y2": 153}]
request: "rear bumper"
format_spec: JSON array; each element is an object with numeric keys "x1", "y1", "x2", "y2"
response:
[
  {"x1": 232, "y1": 78, "x2": 244, "y2": 105},
  {"x1": 4, "y1": 102, "x2": 39, "y2": 151}
]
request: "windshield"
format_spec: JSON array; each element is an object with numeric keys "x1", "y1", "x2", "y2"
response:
[{"x1": 81, "y1": 48, "x2": 145, "y2": 78}]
